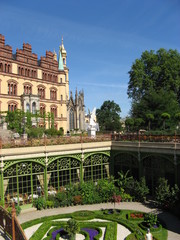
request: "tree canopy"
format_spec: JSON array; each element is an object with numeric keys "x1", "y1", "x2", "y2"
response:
[
  {"x1": 128, "y1": 48, "x2": 180, "y2": 103},
  {"x1": 96, "y1": 100, "x2": 122, "y2": 132},
  {"x1": 127, "y1": 48, "x2": 180, "y2": 130}
]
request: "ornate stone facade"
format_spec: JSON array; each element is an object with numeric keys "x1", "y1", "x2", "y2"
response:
[
  {"x1": 0, "y1": 34, "x2": 85, "y2": 132},
  {"x1": 67, "y1": 89, "x2": 85, "y2": 132}
]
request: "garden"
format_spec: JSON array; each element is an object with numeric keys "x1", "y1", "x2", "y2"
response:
[
  {"x1": 21, "y1": 209, "x2": 167, "y2": 240},
  {"x1": 18, "y1": 173, "x2": 180, "y2": 240}
]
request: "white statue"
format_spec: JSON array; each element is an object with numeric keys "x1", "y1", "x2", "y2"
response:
[
  {"x1": 88, "y1": 107, "x2": 97, "y2": 138},
  {"x1": 89, "y1": 107, "x2": 96, "y2": 127}
]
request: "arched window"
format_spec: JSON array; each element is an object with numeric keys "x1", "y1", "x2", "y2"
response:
[
  {"x1": 50, "y1": 105, "x2": 57, "y2": 118},
  {"x1": 26, "y1": 103, "x2": 30, "y2": 112},
  {"x1": 24, "y1": 83, "x2": 32, "y2": 94},
  {"x1": 69, "y1": 109, "x2": 74, "y2": 130},
  {"x1": 50, "y1": 88, "x2": 57, "y2": 100},
  {"x1": 32, "y1": 102, "x2": 36, "y2": 114},
  {"x1": 8, "y1": 81, "x2": 17, "y2": 95},
  {"x1": 7, "y1": 65, "x2": 10, "y2": 73},
  {"x1": 40, "y1": 104, "x2": 46, "y2": 116},
  {"x1": 8, "y1": 101, "x2": 17, "y2": 112},
  {"x1": 38, "y1": 85, "x2": 45, "y2": 99}
]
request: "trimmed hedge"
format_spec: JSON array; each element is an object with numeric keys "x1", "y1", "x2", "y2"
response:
[
  {"x1": 139, "y1": 222, "x2": 162, "y2": 232},
  {"x1": 72, "y1": 210, "x2": 95, "y2": 220},
  {"x1": 21, "y1": 210, "x2": 167, "y2": 240}
]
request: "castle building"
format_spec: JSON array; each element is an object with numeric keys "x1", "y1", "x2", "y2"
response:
[{"x1": 0, "y1": 34, "x2": 85, "y2": 133}]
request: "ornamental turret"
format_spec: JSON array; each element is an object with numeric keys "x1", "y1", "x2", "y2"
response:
[{"x1": 59, "y1": 37, "x2": 67, "y2": 67}]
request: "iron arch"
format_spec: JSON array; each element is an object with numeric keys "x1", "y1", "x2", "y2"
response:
[
  {"x1": 142, "y1": 154, "x2": 175, "y2": 194},
  {"x1": 113, "y1": 151, "x2": 139, "y2": 180}
]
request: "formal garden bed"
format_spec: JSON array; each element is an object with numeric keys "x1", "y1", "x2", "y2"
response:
[{"x1": 21, "y1": 209, "x2": 167, "y2": 240}]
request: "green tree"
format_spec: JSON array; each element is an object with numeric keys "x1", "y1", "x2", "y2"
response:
[
  {"x1": 128, "y1": 49, "x2": 180, "y2": 130},
  {"x1": 65, "y1": 219, "x2": 80, "y2": 240},
  {"x1": 145, "y1": 113, "x2": 154, "y2": 131},
  {"x1": 131, "y1": 90, "x2": 180, "y2": 130},
  {"x1": 161, "y1": 113, "x2": 171, "y2": 130},
  {"x1": 5, "y1": 109, "x2": 24, "y2": 134},
  {"x1": 125, "y1": 118, "x2": 134, "y2": 132},
  {"x1": 96, "y1": 100, "x2": 122, "y2": 132},
  {"x1": 128, "y1": 48, "x2": 180, "y2": 103},
  {"x1": 134, "y1": 118, "x2": 144, "y2": 131}
]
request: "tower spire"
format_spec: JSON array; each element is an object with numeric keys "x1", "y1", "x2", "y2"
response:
[{"x1": 58, "y1": 44, "x2": 64, "y2": 70}]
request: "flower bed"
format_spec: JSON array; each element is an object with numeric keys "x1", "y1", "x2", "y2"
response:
[
  {"x1": 127, "y1": 212, "x2": 144, "y2": 220},
  {"x1": 81, "y1": 228, "x2": 99, "y2": 240}
]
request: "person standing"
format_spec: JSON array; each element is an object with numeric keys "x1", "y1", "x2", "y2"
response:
[{"x1": 145, "y1": 228, "x2": 153, "y2": 240}]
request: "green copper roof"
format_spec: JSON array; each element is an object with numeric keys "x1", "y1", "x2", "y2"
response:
[{"x1": 58, "y1": 48, "x2": 64, "y2": 71}]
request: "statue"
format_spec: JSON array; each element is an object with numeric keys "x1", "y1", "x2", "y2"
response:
[
  {"x1": 88, "y1": 107, "x2": 97, "y2": 138},
  {"x1": 89, "y1": 107, "x2": 96, "y2": 127}
]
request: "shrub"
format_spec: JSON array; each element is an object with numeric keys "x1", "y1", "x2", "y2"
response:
[
  {"x1": 133, "y1": 177, "x2": 149, "y2": 202},
  {"x1": 56, "y1": 191, "x2": 67, "y2": 207},
  {"x1": 80, "y1": 181, "x2": 96, "y2": 204},
  {"x1": 121, "y1": 193, "x2": 132, "y2": 202},
  {"x1": 65, "y1": 219, "x2": 80, "y2": 240},
  {"x1": 96, "y1": 178, "x2": 117, "y2": 202},
  {"x1": 33, "y1": 197, "x2": 46, "y2": 210},
  {"x1": 144, "y1": 213, "x2": 158, "y2": 227},
  {"x1": 46, "y1": 200, "x2": 54, "y2": 208},
  {"x1": 155, "y1": 178, "x2": 179, "y2": 209},
  {"x1": 27, "y1": 127, "x2": 44, "y2": 138}
]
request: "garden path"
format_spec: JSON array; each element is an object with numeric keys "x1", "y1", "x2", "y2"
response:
[
  {"x1": 18, "y1": 202, "x2": 180, "y2": 240},
  {"x1": 1, "y1": 202, "x2": 180, "y2": 240}
]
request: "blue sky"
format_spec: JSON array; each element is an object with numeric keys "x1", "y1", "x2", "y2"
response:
[{"x1": 0, "y1": 0, "x2": 180, "y2": 117}]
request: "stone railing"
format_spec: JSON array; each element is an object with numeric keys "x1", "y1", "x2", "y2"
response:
[
  {"x1": 111, "y1": 133, "x2": 180, "y2": 143},
  {"x1": 0, "y1": 134, "x2": 111, "y2": 149}
]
